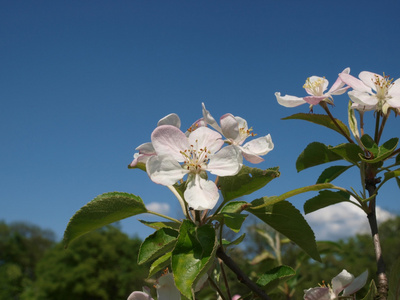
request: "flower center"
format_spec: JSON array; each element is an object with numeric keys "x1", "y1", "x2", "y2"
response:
[
  {"x1": 303, "y1": 77, "x2": 325, "y2": 96},
  {"x1": 180, "y1": 141, "x2": 211, "y2": 172},
  {"x1": 239, "y1": 126, "x2": 256, "y2": 143},
  {"x1": 372, "y1": 73, "x2": 393, "y2": 101}
]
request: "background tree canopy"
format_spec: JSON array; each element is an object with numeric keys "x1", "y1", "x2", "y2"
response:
[{"x1": 1, "y1": 217, "x2": 399, "y2": 299}]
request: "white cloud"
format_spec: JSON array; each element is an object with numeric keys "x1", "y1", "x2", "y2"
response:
[
  {"x1": 304, "y1": 201, "x2": 395, "y2": 241},
  {"x1": 146, "y1": 202, "x2": 171, "y2": 215}
]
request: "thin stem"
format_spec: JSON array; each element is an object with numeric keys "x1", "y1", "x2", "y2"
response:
[
  {"x1": 216, "y1": 247, "x2": 272, "y2": 300},
  {"x1": 321, "y1": 102, "x2": 354, "y2": 144},
  {"x1": 359, "y1": 110, "x2": 365, "y2": 136},
  {"x1": 208, "y1": 277, "x2": 228, "y2": 300},
  {"x1": 167, "y1": 185, "x2": 188, "y2": 218},
  {"x1": 376, "y1": 112, "x2": 390, "y2": 145},
  {"x1": 366, "y1": 182, "x2": 388, "y2": 299},
  {"x1": 219, "y1": 258, "x2": 233, "y2": 300},
  {"x1": 146, "y1": 210, "x2": 181, "y2": 223},
  {"x1": 374, "y1": 113, "x2": 381, "y2": 143}
]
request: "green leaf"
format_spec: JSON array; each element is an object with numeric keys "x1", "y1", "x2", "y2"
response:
[
  {"x1": 360, "y1": 134, "x2": 379, "y2": 156},
  {"x1": 172, "y1": 220, "x2": 217, "y2": 299},
  {"x1": 329, "y1": 143, "x2": 364, "y2": 164},
  {"x1": 148, "y1": 252, "x2": 171, "y2": 278},
  {"x1": 218, "y1": 166, "x2": 280, "y2": 202},
  {"x1": 316, "y1": 241, "x2": 342, "y2": 254},
  {"x1": 256, "y1": 265, "x2": 296, "y2": 293},
  {"x1": 316, "y1": 165, "x2": 353, "y2": 183},
  {"x1": 63, "y1": 192, "x2": 147, "y2": 247},
  {"x1": 296, "y1": 142, "x2": 342, "y2": 172},
  {"x1": 221, "y1": 201, "x2": 249, "y2": 213},
  {"x1": 247, "y1": 199, "x2": 321, "y2": 262},
  {"x1": 251, "y1": 183, "x2": 335, "y2": 209},
  {"x1": 138, "y1": 228, "x2": 178, "y2": 265},
  {"x1": 362, "y1": 280, "x2": 377, "y2": 300},
  {"x1": 348, "y1": 100, "x2": 360, "y2": 140},
  {"x1": 282, "y1": 113, "x2": 350, "y2": 137},
  {"x1": 382, "y1": 168, "x2": 400, "y2": 184},
  {"x1": 388, "y1": 256, "x2": 400, "y2": 300},
  {"x1": 217, "y1": 213, "x2": 248, "y2": 233},
  {"x1": 139, "y1": 220, "x2": 181, "y2": 230},
  {"x1": 304, "y1": 190, "x2": 351, "y2": 214},
  {"x1": 360, "y1": 138, "x2": 399, "y2": 163},
  {"x1": 222, "y1": 233, "x2": 246, "y2": 247},
  {"x1": 396, "y1": 177, "x2": 400, "y2": 189}
]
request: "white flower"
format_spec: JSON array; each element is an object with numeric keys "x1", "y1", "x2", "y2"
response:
[
  {"x1": 304, "y1": 269, "x2": 368, "y2": 300},
  {"x1": 276, "y1": 68, "x2": 350, "y2": 109},
  {"x1": 339, "y1": 71, "x2": 400, "y2": 114},
  {"x1": 130, "y1": 113, "x2": 181, "y2": 168},
  {"x1": 202, "y1": 103, "x2": 274, "y2": 164},
  {"x1": 146, "y1": 125, "x2": 242, "y2": 210}
]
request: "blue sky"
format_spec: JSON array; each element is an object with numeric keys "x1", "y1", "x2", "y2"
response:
[{"x1": 1, "y1": 1, "x2": 400, "y2": 242}]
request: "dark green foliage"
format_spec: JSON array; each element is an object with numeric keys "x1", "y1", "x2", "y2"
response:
[
  {"x1": 0, "y1": 221, "x2": 55, "y2": 300},
  {"x1": 34, "y1": 225, "x2": 147, "y2": 300}
]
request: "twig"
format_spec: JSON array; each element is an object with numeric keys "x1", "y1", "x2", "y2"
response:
[{"x1": 216, "y1": 247, "x2": 272, "y2": 300}]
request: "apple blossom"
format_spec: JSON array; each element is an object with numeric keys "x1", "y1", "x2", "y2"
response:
[
  {"x1": 275, "y1": 67, "x2": 350, "y2": 109},
  {"x1": 146, "y1": 125, "x2": 242, "y2": 210},
  {"x1": 130, "y1": 113, "x2": 181, "y2": 168},
  {"x1": 201, "y1": 103, "x2": 274, "y2": 164},
  {"x1": 339, "y1": 71, "x2": 400, "y2": 114},
  {"x1": 303, "y1": 269, "x2": 368, "y2": 300}
]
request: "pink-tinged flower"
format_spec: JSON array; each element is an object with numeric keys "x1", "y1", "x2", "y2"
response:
[
  {"x1": 339, "y1": 71, "x2": 400, "y2": 114},
  {"x1": 276, "y1": 68, "x2": 350, "y2": 108},
  {"x1": 202, "y1": 103, "x2": 274, "y2": 164},
  {"x1": 130, "y1": 114, "x2": 181, "y2": 168},
  {"x1": 146, "y1": 125, "x2": 242, "y2": 210},
  {"x1": 127, "y1": 272, "x2": 181, "y2": 300},
  {"x1": 303, "y1": 269, "x2": 368, "y2": 300}
]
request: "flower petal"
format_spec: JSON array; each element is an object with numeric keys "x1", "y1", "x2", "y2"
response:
[
  {"x1": 127, "y1": 291, "x2": 154, "y2": 300},
  {"x1": 328, "y1": 67, "x2": 350, "y2": 94},
  {"x1": 184, "y1": 175, "x2": 219, "y2": 210},
  {"x1": 342, "y1": 270, "x2": 368, "y2": 296},
  {"x1": 157, "y1": 113, "x2": 181, "y2": 128},
  {"x1": 303, "y1": 95, "x2": 327, "y2": 105},
  {"x1": 241, "y1": 134, "x2": 274, "y2": 163},
  {"x1": 331, "y1": 269, "x2": 354, "y2": 296},
  {"x1": 220, "y1": 113, "x2": 240, "y2": 141},
  {"x1": 339, "y1": 73, "x2": 372, "y2": 94},
  {"x1": 303, "y1": 287, "x2": 331, "y2": 300},
  {"x1": 188, "y1": 126, "x2": 224, "y2": 154},
  {"x1": 147, "y1": 155, "x2": 188, "y2": 186},
  {"x1": 156, "y1": 272, "x2": 181, "y2": 300},
  {"x1": 275, "y1": 92, "x2": 307, "y2": 107},
  {"x1": 208, "y1": 145, "x2": 242, "y2": 176},
  {"x1": 151, "y1": 125, "x2": 189, "y2": 162},
  {"x1": 359, "y1": 71, "x2": 381, "y2": 92},
  {"x1": 348, "y1": 90, "x2": 378, "y2": 106},
  {"x1": 202, "y1": 103, "x2": 222, "y2": 132}
]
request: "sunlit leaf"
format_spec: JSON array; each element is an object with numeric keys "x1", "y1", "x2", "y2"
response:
[
  {"x1": 360, "y1": 134, "x2": 378, "y2": 156},
  {"x1": 222, "y1": 234, "x2": 246, "y2": 247},
  {"x1": 247, "y1": 199, "x2": 320, "y2": 262},
  {"x1": 282, "y1": 113, "x2": 350, "y2": 137},
  {"x1": 138, "y1": 227, "x2": 178, "y2": 265},
  {"x1": 172, "y1": 220, "x2": 217, "y2": 299},
  {"x1": 63, "y1": 192, "x2": 147, "y2": 247},
  {"x1": 148, "y1": 252, "x2": 171, "y2": 278},
  {"x1": 218, "y1": 166, "x2": 280, "y2": 202},
  {"x1": 329, "y1": 143, "x2": 363, "y2": 164},
  {"x1": 139, "y1": 220, "x2": 180, "y2": 230}
]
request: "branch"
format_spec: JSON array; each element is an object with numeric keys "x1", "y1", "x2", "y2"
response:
[{"x1": 216, "y1": 247, "x2": 272, "y2": 300}]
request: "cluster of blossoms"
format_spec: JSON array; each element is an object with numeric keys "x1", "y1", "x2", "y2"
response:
[
  {"x1": 130, "y1": 103, "x2": 274, "y2": 211},
  {"x1": 275, "y1": 68, "x2": 400, "y2": 115},
  {"x1": 303, "y1": 269, "x2": 368, "y2": 300}
]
